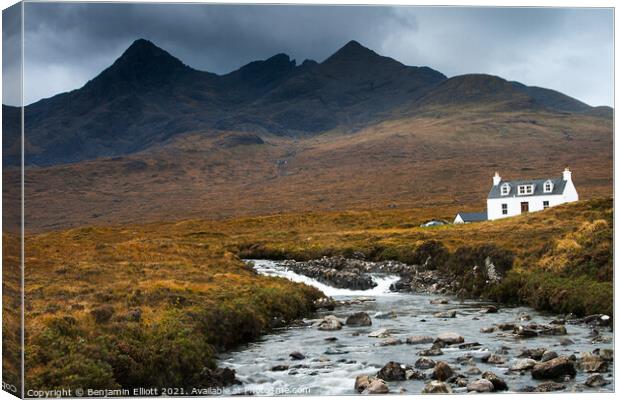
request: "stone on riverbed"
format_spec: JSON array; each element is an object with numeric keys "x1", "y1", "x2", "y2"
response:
[
  {"x1": 289, "y1": 351, "x2": 305, "y2": 360},
  {"x1": 466, "y1": 367, "x2": 482, "y2": 375},
  {"x1": 419, "y1": 347, "x2": 443, "y2": 356},
  {"x1": 481, "y1": 371, "x2": 508, "y2": 391},
  {"x1": 585, "y1": 373, "x2": 611, "y2": 388},
  {"x1": 481, "y1": 305, "x2": 498, "y2": 313},
  {"x1": 377, "y1": 361, "x2": 407, "y2": 381},
  {"x1": 368, "y1": 328, "x2": 390, "y2": 338},
  {"x1": 541, "y1": 350, "x2": 558, "y2": 362},
  {"x1": 433, "y1": 310, "x2": 456, "y2": 318},
  {"x1": 378, "y1": 337, "x2": 402, "y2": 346},
  {"x1": 355, "y1": 375, "x2": 389, "y2": 394},
  {"x1": 515, "y1": 326, "x2": 538, "y2": 337},
  {"x1": 510, "y1": 358, "x2": 537, "y2": 371},
  {"x1": 436, "y1": 332, "x2": 464, "y2": 344},
  {"x1": 430, "y1": 298, "x2": 450, "y2": 304},
  {"x1": 480, "y1": 326, "x2": 495, "y2": 333},
  {"x1": 531, "y1": 356, "x2": 576, "y2": 379},
  {"x1": 432, "y1": 361, "x2": 454, "y2": 381},
  {"x1": 534, "y1": 382, "x2": 566, "y2": 392},
  {"x1": 365, "y1": 379, "x2": 389, "y2": 394},
  {"x1": 518, "y1": 348, "x2": 546, "y2": 360},
  {"x1": 579, "y1": 352, "x2": 608, "y2": 373},
  {"x1": 484, "y1": 353, "x2": 506, "y2": 364},
  {"x1": 345, "y1": 312, "x2": 372, "y2": 326},
  {"x1": 422, "y1": 381, "x2": 452, "y2": 393},
  {"x1": 414, "y1": 357, "x2": 436, "y2": 370},
  {"x1": 317, "y1": 316, "x2": 343, "y2": 331},
  {"x1": 271, "y1": 364, "x2": 289, "y2": 371},
  {"x1": 406, "y1": 335, "x2": 434, "y2": 345},
  {"x1": 594, "y1": 348, "x2": 613, "y2": 362},
  {"x1": 467, "y1": 379, "x2": 494, "y2": 393}
]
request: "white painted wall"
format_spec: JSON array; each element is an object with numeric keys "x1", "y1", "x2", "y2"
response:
[{"x1": 487, "y1": 194, "x2": 564, "y2": 220}]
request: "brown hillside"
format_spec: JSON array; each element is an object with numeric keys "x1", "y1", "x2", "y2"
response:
[{"x1": 14, "y1": 106, "x2": 613, "y2": 232}]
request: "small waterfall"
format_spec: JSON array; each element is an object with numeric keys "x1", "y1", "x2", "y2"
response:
[{"x1": 249, "y1": 259, "x2": 400, "y2": 297}]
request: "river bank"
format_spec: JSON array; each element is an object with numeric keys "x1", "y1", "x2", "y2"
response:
[{"x1": 219, "y1": 260, "x2": 614, "y2": 395}]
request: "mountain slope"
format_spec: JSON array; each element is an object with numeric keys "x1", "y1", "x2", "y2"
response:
[{"x1": 8, "y1": 38, "x2": 609, "y2": 166}]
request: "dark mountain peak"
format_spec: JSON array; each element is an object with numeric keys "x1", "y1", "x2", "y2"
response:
[
  {"x1": 225, "y1": 53, "x2": 296, "y2": 88},
  {"x1": 82, "y1": 38, "x2": 193, "y2": 95},
  {"x1": 114, "y1": 38, "x2": 187, "y2": 72},
  {"x1": 324, "y1": 40, "x2": 384, "y2": 64}
]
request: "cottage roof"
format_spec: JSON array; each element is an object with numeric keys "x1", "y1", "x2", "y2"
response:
[
  {"x1": 456, "y1": 211, "x2": 487, "y2": 222},
  {"x1": 488, "y1": 177, "x2": 566, "y2": 199}
]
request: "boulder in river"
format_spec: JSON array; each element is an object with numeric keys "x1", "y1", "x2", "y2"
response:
[
  {"x1": 481, "y1": 371, "x2": 508, "y2": 391},
  {"x1": 593, "y1": 348, "x2": 613, "y2": 362},
  {"x1": 515, "y1": 326, "x2": 538, "y2": 338},
  {"x1": 510, "y1": 358, "x2": 537, "y2": 371},
  {"x1": 368, "y1": 328, "x2": 391, "y2": 338},
  {"x1": 317, "y1": 315, "x2": 343, "y2": 331},
  {"x1": 585, "y1": 373, "x2": 610, "y2": 388},
  {"x1": 534, "y1": 382, "x2": 566, "y2": 392},
  {"x1": 314, "y1": 297, "x2": 336, "y2": 311},
  {"x1": 517, "y1": 348, "x2": 546, "y2": 360},
  {"x1": 377, "y1": 361, "x2": 407, "y2": 381},
  {"x1": 466, "y1": 367, "x2": 482, "y2": 375},
  {"x1": 354, "y1": 375, "x2": 371, "y2": 393},
  {"x1": 378, "y1": 337, "x2": 402, "y2": 346},
  {"x1": 484, "y1": 353, "x2": 507, "y2": 364},
  {"x1": 365, "y1": 379, "x2": 389, "y2": 394},
  {"x1": 541, "y1": 350, "x2": 558, "y2": 362},
  {"x1": 539, "y1": 324, "x2": 567, "y2": 336},
  {"x1": 345, "y1": 312, "x2": 372, "y2": 327},
  {"x1": 436, "y1": 332, "x2": 464, "y2": 345},
  {"x1": 414, "y1": 357, "x2": 436, "y2": 370},
  {"x1": 579, "y1": 352, "x2": 608, "y2": 373},
  {"x1": 419, "y1": 347, "x2": 443, "y2": 356},
  {"x1": 289, "y1": 351, "x2": 305, "y2": 360},
  {"x1": 422, "y1": 381, "x2": 452, "y2": 394},
  {"x1": 480, "y1": 326, "x2": 495, "y2": 333},
  {"x1": 430, "y1": 298, "x2": 450, "y2": 304},
  {"x1": 433, "y1": 310, "x2": 456, "y2": 318},
  {"x1": 481, "y1": 305, "x2": 498, "y2": 313},
  {"x1": 406, "y1": 335, "x2": 434, "y2": 345},
  {"x1": 405, "y1": 369, "x2": 426, "y2": 380},
  {"x1": 271, "y1": 365, "x2": 289, "y2": 371},
  {"x1": 531, "y1": 356, "x2": 576, "y2": 379},
  {"x1": 467, "y1": 379, "x2": 494, "y2": 393},
  {"x1": 432, "y1": 361, "x2": 454, "y2": 381}
]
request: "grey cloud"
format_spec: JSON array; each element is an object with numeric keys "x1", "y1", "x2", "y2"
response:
[{"x1": 10, "y1": 3, "x2": 615, "y2": 107}]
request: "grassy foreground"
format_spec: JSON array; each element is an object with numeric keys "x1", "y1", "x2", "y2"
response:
[{"x1": 11, "y1": 197, "x2": 612, "y2": 391}]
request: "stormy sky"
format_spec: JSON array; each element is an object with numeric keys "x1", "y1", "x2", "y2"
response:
[{"x1": 2, "y1": 2, "x2": 614, "y2": 107}]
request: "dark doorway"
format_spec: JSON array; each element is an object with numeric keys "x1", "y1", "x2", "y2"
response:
[{"x1": 521, "y1": 202, "x2": 529, "y2": 213}]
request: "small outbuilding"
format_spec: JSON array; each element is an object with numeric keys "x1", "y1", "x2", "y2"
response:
[{"x1": 453, "y1": 211, "x2": 487, "y2": 224}]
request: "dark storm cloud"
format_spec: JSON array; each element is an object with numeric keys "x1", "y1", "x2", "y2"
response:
[{"x1": 10, "y1": 3, "x2": 614, "y2": 107}]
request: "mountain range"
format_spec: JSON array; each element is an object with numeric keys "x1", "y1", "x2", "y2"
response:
[
  {"x1": 3, "y1": 38, "x2": 611, "y2": 166},
  {"x1": 2, "y1": 39, "x2": 613, "y2": 232}
]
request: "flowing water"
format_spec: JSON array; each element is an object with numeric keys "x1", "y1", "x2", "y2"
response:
[{"x1": 218, "y1": 260, "x2": 614, "y2": 395}]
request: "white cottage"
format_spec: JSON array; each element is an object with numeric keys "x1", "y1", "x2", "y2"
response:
[{"x1": 486, "y1": 168, "x2": 579, "y2": 221}]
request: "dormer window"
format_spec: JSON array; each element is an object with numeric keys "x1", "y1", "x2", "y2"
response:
[
  {"x1": 544, "y1": 180, "x2": 554, "y2": 193},
  {"x1": 500, "y1": 183, "x2": 510, "y2": 196},
  {"x1": 518, "y1": 184, "x2": 534, "y2": 195}
]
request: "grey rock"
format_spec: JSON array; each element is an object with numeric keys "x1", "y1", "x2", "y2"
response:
[
  {"x1": 422, "y1": 381, "x2": 452, "y2": 394},
  {"x1": 345, "y1": 312, "x2": 372, "y2": 327},
  {"x1": 406, "y1": 335, "x2": 434, "y2": 345},
  {"x1": 467, "y1": 379, "x2": 494, "y2": 393},
  {"x1": 585, "y1": 373, "x2": 610, "y2": 388},
  {"x1": 414, "y1": 357, "x2": 436, "y2": 370},
  {"x1": 531, "y1": 356, "x2": 576, "y2": 379}
]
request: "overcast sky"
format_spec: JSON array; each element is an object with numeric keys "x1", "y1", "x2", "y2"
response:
[{"x1": 2, "y1": 3, "x2": 614, "y2": 107}]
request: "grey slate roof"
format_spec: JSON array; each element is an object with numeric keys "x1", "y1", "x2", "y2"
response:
[
  {"x1": 488, "y1": 177, "x2": 566, "y2": 199},
  {"x1": 456, "y1": 211, "x2": 488, "y2": 222}
]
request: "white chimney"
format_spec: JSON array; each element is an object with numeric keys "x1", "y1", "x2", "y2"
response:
[
  {"x1": 493, "y1": 171, "x2": 501, "y2": 186},
  {"x1": 563, "y1": 167, "x2": 572, "y2": 181}
]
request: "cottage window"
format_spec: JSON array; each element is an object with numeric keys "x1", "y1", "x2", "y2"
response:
[
  {"x1": 518, "y1": 185, "x2": 534, "y2": 195},
  {"x1": 501, "y1": 204, "x2": 508, "y2": 215},
  {"x1": 500, "y1": 184, "x2": 510, "y2": 196},
  {"x1": 544, "y1": 180, "x2": 553, "y2": 193},
  {"x1": 543, "y1": 201, "x2": 549, "y2": 209}
]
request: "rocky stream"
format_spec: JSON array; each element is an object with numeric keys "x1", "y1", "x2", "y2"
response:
[{"x1": 217, "y1": 259, "x2": 614, "y2": 395}]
